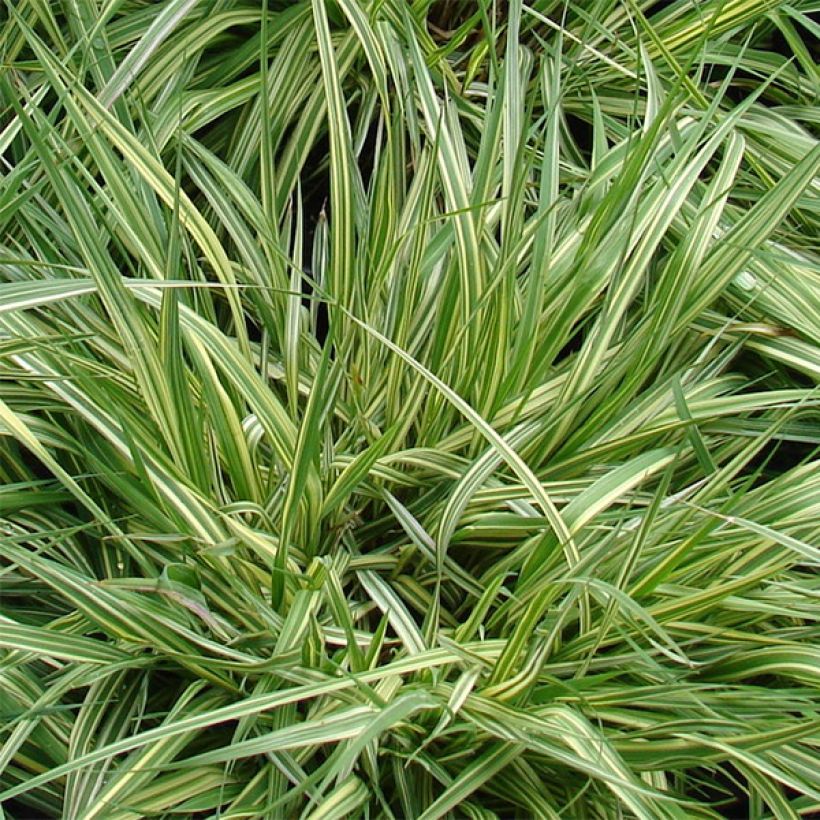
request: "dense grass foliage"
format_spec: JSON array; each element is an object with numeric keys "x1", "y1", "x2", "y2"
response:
[{"x1": 1, "y1": 0, "x2": 819, "y2": 816}]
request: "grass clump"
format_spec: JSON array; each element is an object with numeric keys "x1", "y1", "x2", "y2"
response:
[{"x1": 1, "y1": 1, "x2": 819, "y2": 817}]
